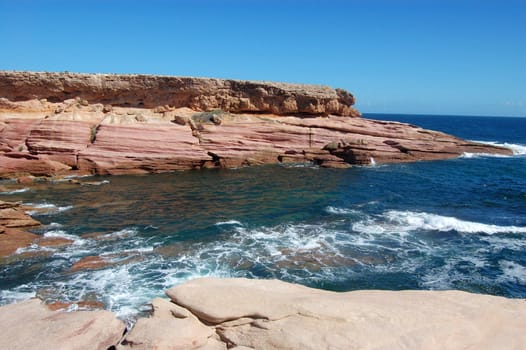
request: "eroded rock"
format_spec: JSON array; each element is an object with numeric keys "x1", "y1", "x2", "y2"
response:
[
  {"x1": 0, "y1": 71, "x2": 513, "y2": 177},
  {"x1": 0, "y1": 298, "x2": 125, "y2": 350},
  {"x1": 118, "y1": 298, "x2": 224, "y2": 350},
  {"x1": 164, "y1": 277, "x2": 526, "y2": 350},
  {"x1": 0, "y1": 71, "x2": 359, "y2": 116}
]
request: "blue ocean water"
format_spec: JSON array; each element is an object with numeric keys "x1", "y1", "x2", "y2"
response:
[{"x1": 1, "y1": 114, "x2": 525, "y2": 320}]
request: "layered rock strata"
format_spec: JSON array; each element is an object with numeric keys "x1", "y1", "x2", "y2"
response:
[
  {"x1": 0, "y1": 200, "x2": 79, "y2": 258},
  {"x1": 1, "y1": 278, "x2": 524, "y2": 349},
  {"x1": 0, "y1": 200, "x2": 41, "y2": 257},
  {"x1": 0, "y1": 71, "x2": 512, "y2": 177},
  {"x1": 0, "y1": 71, "x2": 359, "y2": 116}
]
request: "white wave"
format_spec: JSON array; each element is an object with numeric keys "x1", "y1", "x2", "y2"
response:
[
  {"x1": 352, "y1": 210, "x2": 526, "y2": 235},
  {"x1": 215, "y1": 220, "x2": 243, "y2": 226},
  {"x1": 279, "y1": 162, "x2": 319, "y2": 169},
  {"x1": 471, "y1": 140, "x2": 526, "y2": 156},
  {"x1": 26, "y1": 203, "x2": 73, "y2": 216},
  {"x1": 109, "y1": 246, "x2": 155, "y2": 255},
  {"x1": 15, "y1": 243, "x2": 56, "y2": 255},
  {"x1": 63, "y1": 174, "x2": 94, "y2": 179},
  {"x1": 0, "y1": 290, "x2": 36, "y2": 305},
  {"x1": 81, "y1": 180, "x2": 110, "y2": 186},
  {"x1": 324, "y1": 206, "x2": 372, "y2": 217},
  {"x1": 461, "y1": 152, "x2": 511, "y2": 159},
  {"x1": 0, "y1": 188, "x2": 30, "y2": 195},
  {"x1": 44, "y1": 230, "x2": 86, "y2": 246},
  {"x1": 499, "y1": 260, "x2": 526, "y2": 285},
  {"x1": 325, "y1": 206, "x2": 354, "y2": 215},
  {"x1": 101, "y1": 228, "x2": 138, "y2": 239}
]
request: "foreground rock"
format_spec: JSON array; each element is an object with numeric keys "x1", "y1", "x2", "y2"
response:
[
  {"x1": 1, "y1": 278, "x2": 524, "y2": 349},
  {"x1": 0, "y1": 299, "x2": 125, "y2": 350},
  {"x1": 0, "y1": 71, "x2": 512, "y2": 177},
  {"x1": 160, "y1": 278, "x2": 526, "y2": 350}
]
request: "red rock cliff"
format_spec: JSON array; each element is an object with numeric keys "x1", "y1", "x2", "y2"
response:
[{"x1": 0, "y1": 71, "x2": 512, "y2": 178}]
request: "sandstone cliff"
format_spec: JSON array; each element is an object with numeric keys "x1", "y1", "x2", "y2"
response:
[
  {"x1": 0, "y1": 71, "x2": 359, "y2": 116},
  {"x1": 0, "y1": 71, "x2": 512, "y2": 178}
]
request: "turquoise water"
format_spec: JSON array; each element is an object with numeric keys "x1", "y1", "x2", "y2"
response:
[{"x1": 1, "y1": 114, "x2": 525, "y2": 320}]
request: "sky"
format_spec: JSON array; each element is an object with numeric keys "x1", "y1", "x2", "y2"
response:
[{"x1": 1, "y1": 0, "x2": 525, "y2": 117}]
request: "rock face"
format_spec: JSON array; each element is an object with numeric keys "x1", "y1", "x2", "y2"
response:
[
  {"x1": 0, "y1": 71, "x2": 513, "y2": 177},
  {"x1": 0, "y1": 71, "x2": 359, "y2": 116},
  {"x1": 0, "y1": 200, "x2": 41, "y2": 257},
  {"x1": 0, "y1": 298, "x2": 125, "y2": 350},
  {"x1": 118, "y1": 298, "x2": 225, "y2": 350},
  {"x1": 160, "y1": 278, "x2": 526, "y2": 350},
  {"x1": 1, "y1": 278, "x2": 524, "y2": 349},
  {"x1": 0, "y1": 200, "x2": 77, "y2": 258}
]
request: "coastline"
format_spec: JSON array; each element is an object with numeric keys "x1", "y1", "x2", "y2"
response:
[
  {"x1": 0, "y1": 71, "x2": 512, "y2": 179},
  {"x1": 1, "y1": 72, "x2": 524, "y2": 349}
]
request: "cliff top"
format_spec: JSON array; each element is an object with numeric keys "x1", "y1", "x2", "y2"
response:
[{"x1": 0, "y1": 71, "x2": 359, "y2": 117}]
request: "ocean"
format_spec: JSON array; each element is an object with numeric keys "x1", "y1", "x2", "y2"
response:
[{"x1": 1, "y1": 113, "x2": 525, "y2": 321}]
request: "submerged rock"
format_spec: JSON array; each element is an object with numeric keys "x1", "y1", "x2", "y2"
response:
[{"x1": 0, "y1": 200, "x2": 41, "y2": 258}]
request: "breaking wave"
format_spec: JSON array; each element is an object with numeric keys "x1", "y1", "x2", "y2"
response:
[
  {"x1": 26, "y1": 202, "x2": 73, "y2": 216},
  {"x1": 469, "y1": 141, "x2": 526, "y2": 156},
  {"x1": 351, "y1": 210, "x2": 526, "y2": 235},
  {"x1": 3, "y1": 206, "x2": 526, "y2": 319},
  {"x1": 0, "y1": 188, "x2": 30, "y2": 195}
]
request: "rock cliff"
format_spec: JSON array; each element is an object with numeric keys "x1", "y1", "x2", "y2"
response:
[
  {"x1": 0, "y1": 71, "x2": 513, "y2": 178},
  {"x1": 0, "y1": 71, "x2": 359, "y2": 116}
]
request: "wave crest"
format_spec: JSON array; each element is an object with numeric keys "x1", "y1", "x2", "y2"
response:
[{"x1": 352, "y1": 210, "x2": 526, "y2": 235}]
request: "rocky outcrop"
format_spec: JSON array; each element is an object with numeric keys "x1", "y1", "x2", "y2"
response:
[
  {"x1": 0, "y1": 200, "x2": 77, "y2": 258},
  {"x1": 0, "y1": 71, "x2": 513, "y2": 177},
  {"x1": 118, "y1": 298, "x2": 225, "y2": 350},
  {"x1": 2, "y1": 278, "x2": 524, "y2": 349},
  {"x1": 0, "y1": 200, "x2": 40, "y2": 257},
  {"x1": 0, "y1": 298, "x2": 125, "y2": 350},
  {"x1": 133, "y1": 278, "x2": 525, "y2": 350},
  {"x1": 0, "y1": 71, "x2": 360, "y2": 116}
]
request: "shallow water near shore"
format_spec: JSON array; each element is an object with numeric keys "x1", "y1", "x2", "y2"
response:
[{"x1": 1, "y1": 114, "x2": 525, "y2": 320}]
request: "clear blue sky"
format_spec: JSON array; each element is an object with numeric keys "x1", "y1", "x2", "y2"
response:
[{"x1": 1, "y1": 0, "x2": 525, "y2": 117}]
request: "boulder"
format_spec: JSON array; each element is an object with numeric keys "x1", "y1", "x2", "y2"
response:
[{"x1": 118, "y1": 298, "x2": 224, "y2": 350}]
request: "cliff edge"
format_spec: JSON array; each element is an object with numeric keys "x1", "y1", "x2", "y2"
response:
[
  {"x1": 0, "y1": 71, "x2": 512, "y2": 178},
  {"x1": 0, "y1": 71, "x2": 359, "y2": 117}
]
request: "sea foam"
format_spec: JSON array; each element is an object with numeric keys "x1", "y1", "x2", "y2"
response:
[
  {"x1": 0, "y1": 188, "x2": 30, "y2": 195},
  {"x1": 352, "y1": 210, "x2": 526, "y2": 235},
  {"x1": 470, "y1": 141, "x2": 526, "y2": 156}
]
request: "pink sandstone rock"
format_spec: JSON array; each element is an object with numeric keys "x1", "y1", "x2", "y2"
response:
[
  {"x1": 0, "y1": 298, "x2": 125, "y2": 350},
  {"x1": 162, "y1": 277, "x2": 526, "y2": 350},
  {"x1": 0, "y1": 71, "x2": 513, "y2": 177}
]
